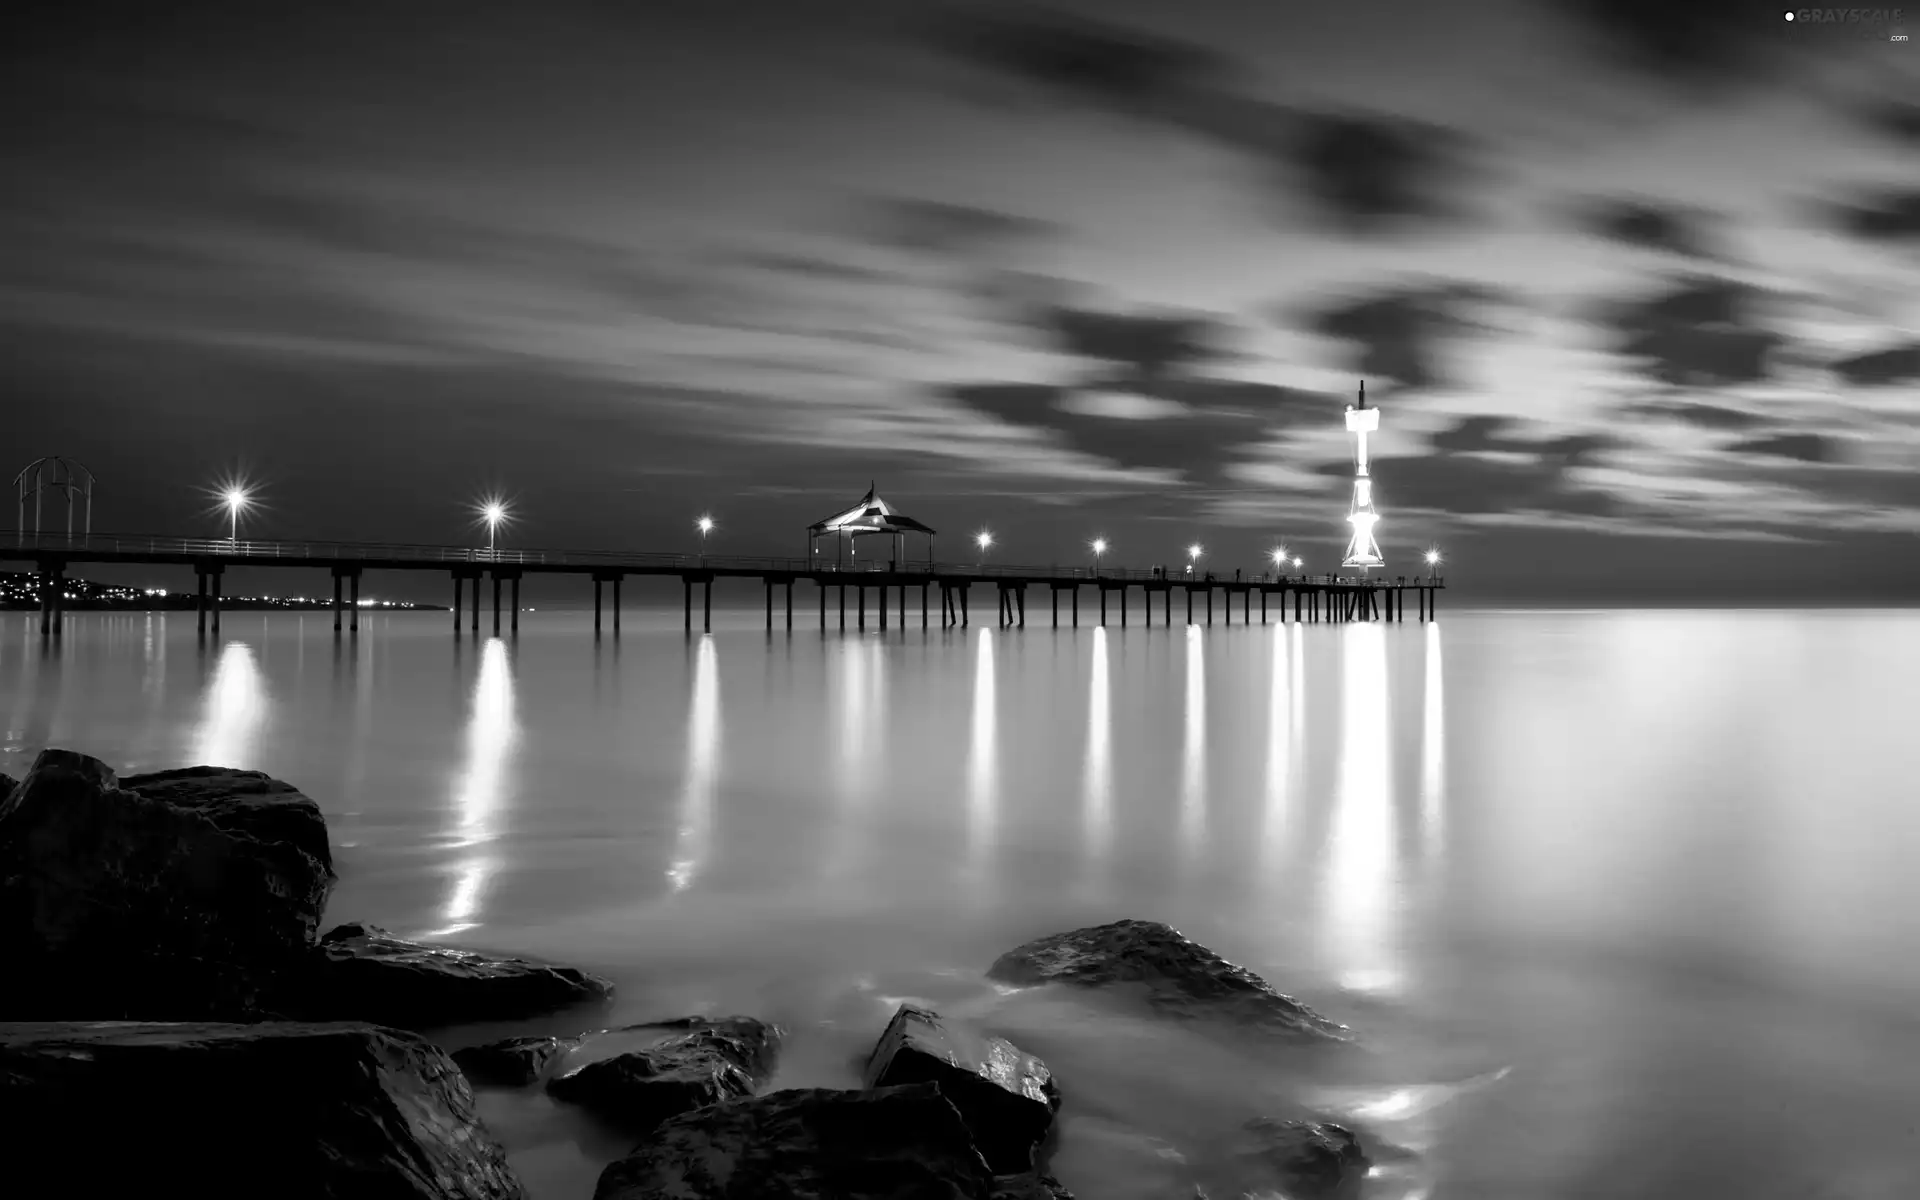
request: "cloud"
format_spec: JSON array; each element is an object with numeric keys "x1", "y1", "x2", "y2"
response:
[
  {"x1": 1831, "y1": 342, "x2": 1920, "y2": 387},
  {"x1": 1619, "y1": 398, "x2": 1769, "y2": 430},
  {"x1": 1040, "y1": 306, "x2": 1225, "y2": 382},
  {"x1": 1598, "y1": 275, "x2": 1787, "y2": 388},
  {"x1": 1553, "y1": 0, "x2": 1784, "y2": 87},
  {"x1": 1727, "y1": 432, "x2": 1841, "y2": 463},
  {"x1": 864, "y1": 197, "x2": 1060, "y2": 256},
  {"x1": 1574, "y1": 196, "x2": 1722, "y2": 259},
  {"x1": 1303, "y1": 282, "x2": 1508, "y2": 391},
  {"x1": 927, "y1": 8, "x2": 1478, "y2": 234},
  {"x1": 1828, "y1": 191, "x2": 1920, "y2": 243},
  {"x1": 1863, "y1": 101, "x2": 1920, "y2": 144}
]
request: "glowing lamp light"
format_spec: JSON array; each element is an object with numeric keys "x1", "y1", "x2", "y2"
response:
[
  {"x1": 1269, "y1": 546, "x2": 1289, "y2": 567},
  {"x1": 1187, "y1": 543, "x2": 1202, "y2": 560},
  {"x1": 474, "y1": 497, "x2": 511, "y2": 555},
  {"x1": 220, "y1": 486, "x2": 252, "y2": 541},
  {"x1": 1091, "y1": 537, "x2": 1107, "y2": 556},
  {"x1": 696, "y1": 515, "x2": 715, "y2": 536},
  {"x1": 1293, "y1": 556, "x2": 1303, "y2": 569},
  {"x1": 975, "y1": 531, "x2": 993, "y2": 550}
]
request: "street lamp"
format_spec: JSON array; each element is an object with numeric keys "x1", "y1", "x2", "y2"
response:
[
  {"x1": 1425, "y1": 548, "x2": 1441, "y2": 581},
  {"x1": 975, "y1": 530, "x2": 993, "y2": 570},
  {"x1": 1269, "y1": 546, "x2": 1288, "y2": 578},
  {"x1": 472, "y1": 497, "x2": 511, "y2": 559},
  {"x1": 222, "y1": 487, "x2": 251, "y2": 544},
  {"x1": 1090, "y1": 537, "x2": 1107, "y2": 576},
  {"x1": 1186, "y1": 542, "x2": 1202, "y2": 577},
  {"x1": 697, "y1": 515, "x2": 715, "y2": 563},
  {"x1": 1292, "y1": 556, "x2": 1303, "y2": 570}
]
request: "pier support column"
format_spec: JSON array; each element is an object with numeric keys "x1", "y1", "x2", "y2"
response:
[
  {"x1": 1052, "y1": 588, "x2": 1059, "y2": 627},
  {"x1": 1186, "y1": 588, "x2": 1193, "y2": 625},
  {"x1": 196, "y1": 572, "x2": 208, "y2": 636},
  {"x1": 839, "y1": 585, "x2": 846, "y2": 631},
  {"x1": 1430, "y1": 587, "x2": 1438, "y2": 619},
  {"x1": 1206, "y1": 588, "x2": 1213, "y2": 626},
  {"x1": 960, "y1": 586, "x2": 969, "y2": 626},
  {"x1": 613, "y1": 577, "x2": 622, "y2": 635},
  {"x1": 349, "y1": 573, "x2": 360, "y2": 632},
  {"x1": 333, "y1": 574, "x2": 345, "y2": 633},
  {"x1": 1119, "y1": 587, "x2": 1126, "y2": 627},
  {"x1": 765, "y1": 581, "x2": 773, "y2": 631},
  {"x1": 470, "y1": 575, "x2": 479, "y2": 633},
  {"x1": 595, "y1": 578, "x2": 604, "y2": 634},
  {"x1": 51, "y1": 573, "x2": 65, "y2": 636},
  {"x1": 1145, "y1": 590, "x2": 1153, "y2": 627},
  {"x1": 1261, "y1": 590, "x2": 1268, "y2": 624},
  {"x1": 921, "y1": 583, "x2": 928, "y2": 629},
  {"x1": 1244, "y1": 590, "x2": 1251, "y2": 623},
  {"x1": 450, "y1": 575, "x2": 462, "y2": 634},
  {"x1": 490, "y1": 573, "x2": 500, "y2": 635},
  {"x1": 858, "y1": 585, "x2": 866, "y2": 630},
  {"x1": 683, "y1": 578, "x2": 692, "y2": 632},
  {"x1": 511, "y1": 576, "x2": 520, "y2": 633},
  {"x1": 1017, "y1": 587, "x2": 1025, "y2": 627},
  {"x1": 1225, "y1": 591, "x2": 1232, "y2": 626},
  {"x1": 703, "y1": 579, "x2": 712, "y2": 632},
  {"x1": 819, "y1": 582, "x2": 827, "y2": 629},
  {"x1": 879, "y1": 584, "x2": 888, "y2": 631},
  {"x1": 1071, "y1": 587, "x2": 1078, "y2": 627},
  {"x1": 787, "y1": 581, "x2": 794, "y2": 632},
  {"x1": 1098, "y1": 587, "x2": 1107, "y2": 626},
  {"x1": 899, "y1": 584, "x2": 907, "y2": 630},
  {"x1": 1164, "y1": 589, "x2": 1170, "y2": 625},
  {"x1": 40, "y1": 572, "x2": 55, "y2": 637}
]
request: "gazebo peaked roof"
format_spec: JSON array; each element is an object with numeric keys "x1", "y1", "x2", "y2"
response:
[{"x1": 808, "y1": 484, "x2": 935, "y2": 536}]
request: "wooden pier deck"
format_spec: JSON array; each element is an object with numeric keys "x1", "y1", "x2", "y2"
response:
[{"x1": 2, "y1": 531, "x2": 1445, "y2": 637}]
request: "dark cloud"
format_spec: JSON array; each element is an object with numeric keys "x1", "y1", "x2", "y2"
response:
[
  {"x1": 1556, "y1": 0, "x2": 1782, "y2": 87},
  {"x1": 1728, "y1": 433, "x2": 1840, "y2": 464},
  {"x1": 1428, "y1": 415, "x2": 1624, "y2": 466},
  {"x1": 1620, "y1": 399, "x2": 1768, "y2": 430},
  {"x1": 1828, "y1": 191, "x2": 1920, "y2": 243},
  {"x1": 1041, "y1": 307, "x2": 1224, "y2": 382},
  {"x1": 928, "y1": 9, "x2": 1477, "y2": 234},
  {"x1": 1313, "y1": 453, "x2": 1622, "y2": 518},
  {"x1": 1863, "y1": 101, "x2": 1920, "y2": 144},
  {"x1": 1600, "y1": 276, "x2": 1786, "y2": 388},
  {"x1": 865, "y1": 197, "x2": 1059, "y2": 255},
  {"x1": 1575, "y1": 197, "x2": 1722, "y2": 259},
  {"x1": 944, "y1": 375, "x2": 1331, "y2": 480},
  {"x1": 1304, "y1": 283, "x2": 1507, "y2": 391},
  {"x1": 1831, "y1": 342, "x2": 1920, "y2": 387}
]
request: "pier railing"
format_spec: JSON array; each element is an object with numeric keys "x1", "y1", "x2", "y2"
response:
[{"x1": 0, "y1": 531, "x2": 1443, "y2": 586}]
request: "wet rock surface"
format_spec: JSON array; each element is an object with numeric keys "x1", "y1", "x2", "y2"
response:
[
  {"x1": 298, "y1": 922, "x2": 615, "y2": 1029},
  {"x1": 987, "y1": 919, "x2": 1351, "y2": 1042},
  {"x1": 548, "y1": 1015, "x2": 781, "y2": 1131},
  {"x1": 1233, "y1": 1118, "x2": 1370, "y2": 1198},
  {"x1": 865, "y1": 1002, "x2": 1061, "y2": 1174},
  {"x1": 453, "y1": 1034, "x2": 573, "y2": 1087},
  {"x1": 0, "y1": 1019, "x2": 527, "y2": 1199},
  {"x1": 592, "y1": 1083, "x2": 999, "y2": 1200},
  {"x1": 990, "y1": 1173, "x2": 1077, "y2": 1199},
  {"x1": 0, "y1": 749, "x2": 336, "y2": 1019}
]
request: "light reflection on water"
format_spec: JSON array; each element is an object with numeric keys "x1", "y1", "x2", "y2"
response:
[{"x1": 7, "y1": 608, "x2": 1920, "y2": 1200}]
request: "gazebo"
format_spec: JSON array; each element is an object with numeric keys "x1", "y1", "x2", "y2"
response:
[{"x1": 807, "y1": 484, "x2": 937, "y2": 570}]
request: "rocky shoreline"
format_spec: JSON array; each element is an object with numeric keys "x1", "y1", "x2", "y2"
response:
[{"x1": 0, "y1": 749, "x2": 1378, "y2": 1199}]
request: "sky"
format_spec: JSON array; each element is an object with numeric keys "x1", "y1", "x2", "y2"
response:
[{"x1": 4, "y1": 0, "x2": 1918, "y2": 602}]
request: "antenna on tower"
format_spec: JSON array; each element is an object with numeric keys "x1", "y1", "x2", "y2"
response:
[{"x1": 1359, "y1": 379, "x2": 1366, "y2": 409}]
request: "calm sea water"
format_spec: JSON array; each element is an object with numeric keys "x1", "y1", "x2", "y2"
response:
[{"x1": 5, "y1": 607, "x2": 1920, "y2": 1199}]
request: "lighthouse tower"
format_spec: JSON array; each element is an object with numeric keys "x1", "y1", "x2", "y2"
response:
[{"x1": 1342, "y1": 380, "x2": 1385, "y2": 571}]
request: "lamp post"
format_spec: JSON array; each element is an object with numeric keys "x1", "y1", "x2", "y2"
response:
[
  {"x1": 1425, "y1": 548, "x2": 1441, "y2": 581},
  {"x1": 482, "y1": 503, "x2": 506, "y2": 558},
  {"x1": 975, "y1": 530, "x2": 993, "y2": 571},
  {"x1": 1269, "y1": 546, "x2": 1288, "y2": 580},
  {"x1": 1090, "y1": 537, "x2": 1107, "y2": 577},
  {"x1": 222, "y1": 487, "x2": 251, "y2": 545},
  {"x1": 697, "y1": 515, "x2": 715, "y2": 565},
  {"x1": 1186, "y1": 542, "x2": 1202, "y2": 577}
]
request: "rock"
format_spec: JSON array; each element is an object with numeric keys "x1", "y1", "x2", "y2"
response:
[
  {"x1": 548, "y1": 1015, "x2": 781, "y2": 1131},
  {"x1": 453, "y1": 1034, "x2": 573, "y2": 1087},
  {"x1": 990, "y1": 1173, "x2": 1076, "y2": 1199},
  {"x1": 0, "y1": 773, "x2": 17, "y2": 798},
  {"x1": 0, "y1": 1019, "x2": 526, "y2": 1199},
  {"x1": 299, "y1": 922, "x2": 615, "y2": 1029},
  {"x1": 0, "y1": 749, "x2": 336, "y2": 1019},
  {"x1": 987, "y1": 919, "x2": 1351, "y2": 1042},
  {"x1": 864, "y1": 1003, "x2": 1061, "y2": 1174},
  {"x1": 1233, "y1": 1118, "x2": 1369, "y2": 1198},
  {"x1": 592, "y1": 1084, "x2": 998, "y2": 1200}
]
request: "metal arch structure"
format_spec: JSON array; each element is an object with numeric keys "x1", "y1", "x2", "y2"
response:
[
  {"x1": 14, "y1": 456, "x2": 95, "y2": 547},
  {"x1": 806, "y1": 483, "x2": 938, "y2": 570}
]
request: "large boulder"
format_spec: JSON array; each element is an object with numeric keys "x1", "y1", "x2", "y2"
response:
[
  {"x1": 0, "y1": 749, "x2": 335, "y2": 1019},
  {"x1": 548, "y1": 1015, "x2": 781, "y2": 1131},
  {"x1": 986, "y1": 920, "x2": 1351, "y2": 1042},
  {"x1": 592, "y1": 1084, "x2": 999, "y2": 1200},
  {"x1": 453, "y1": 1034, "x2": 574, "y2": 1087},
  {"x1": 0, "y1": 1020, "x2": 527, "y2": 1199},
  {"x1": 297, "y1": 922, "x2": 615, "y2": 1029},
  {"x1": 1193, "y1": 1118, "x2": 1371, "y2": 1199},
  {"x1": 864, "y1": 1003, "x2": 1061, "y2": 1174}
]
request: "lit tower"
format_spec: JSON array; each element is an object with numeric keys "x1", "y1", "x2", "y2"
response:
[{"x1": 1341, "y1": 380, "x2": 1385, "y2": 571}]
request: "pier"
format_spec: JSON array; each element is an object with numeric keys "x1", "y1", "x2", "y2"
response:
[{"x1": 1, "y1": 531, "x2": 1444, "y2": 637}]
